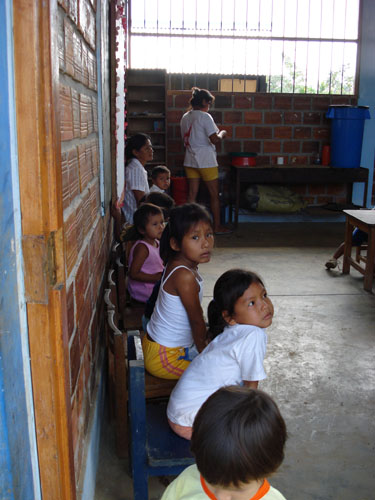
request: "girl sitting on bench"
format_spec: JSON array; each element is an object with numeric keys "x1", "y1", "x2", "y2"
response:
[
  {"x1": 127, "y1": 203, "x2": 165, "y2": 304},
  {"x1": 167, "y1": 268, "x2": 274, "y2": 439},
  {"x1": 142, "y1": 203, "x2": 214, "y2": 380}
]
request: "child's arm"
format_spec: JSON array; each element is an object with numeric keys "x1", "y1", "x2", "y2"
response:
[
  {"x1": 174, "y1": 270, "x2": 207, "y2": 353},
  {"x1": 243, "y1": 380, "x2": 259, "y2": 389},
  {"x1": 209, "y1": 129, "x2": 227, "y2": 145},
  {"x1": 132, "y1": 189, "x2": 146, "y2": 207},
  {"x1": 128, "y1": 244, "x2": 163, "y2": 283}
]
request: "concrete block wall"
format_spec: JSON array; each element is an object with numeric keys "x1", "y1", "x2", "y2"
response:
[
  {"x1": 167, "y1": 91, "x2": 358, "y2": 206},
  {"x1": 58, "y1": 0, "x2": 112, "y2": 484}
]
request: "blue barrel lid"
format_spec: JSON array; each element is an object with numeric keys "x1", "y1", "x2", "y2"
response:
[{"x1": 326, "y1": 105, "x2": 371, "y2": 120}]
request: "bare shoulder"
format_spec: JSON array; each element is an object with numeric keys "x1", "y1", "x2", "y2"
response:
[{"x1": 165, "y1": 265, "x2": 198, "y2": 295}]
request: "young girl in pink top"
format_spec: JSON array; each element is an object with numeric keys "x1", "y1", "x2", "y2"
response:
[{"x1": 127, "y1": 203, "x2": 165, "y2": 303}]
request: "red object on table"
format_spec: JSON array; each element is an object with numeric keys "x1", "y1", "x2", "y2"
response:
[
  {"x1": 231, "y1": 156, "x2": 256, "y2": 167},
  {"x1": 322, "y1": 145, "x2": 330, "y2": 166}
]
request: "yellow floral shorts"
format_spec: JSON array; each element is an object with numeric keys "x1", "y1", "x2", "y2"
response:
[{"x1": 142, "y1": 335, "x2": 194, "y2": 380}]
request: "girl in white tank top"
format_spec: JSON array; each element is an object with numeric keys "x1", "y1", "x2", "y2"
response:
[{"x1": 142, "y1": 203, "x2": 214, "y2": 380}]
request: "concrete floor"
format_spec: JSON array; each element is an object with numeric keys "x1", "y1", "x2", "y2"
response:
[{"x1": 94, "y1": 221, "x2": 375, "y2": 500}]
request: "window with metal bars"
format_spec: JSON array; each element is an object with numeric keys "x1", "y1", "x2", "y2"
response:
[{"x1": 128, "y1": 0, "x2": 360, "y2": 94}]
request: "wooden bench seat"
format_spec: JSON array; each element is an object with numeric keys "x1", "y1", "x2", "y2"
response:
[
  {"x1": 106, "y1": 287, "x2": 176, "y2": 457},
  {"x1": 127, "y1": 332, "x2": 194, "y2": 500}
]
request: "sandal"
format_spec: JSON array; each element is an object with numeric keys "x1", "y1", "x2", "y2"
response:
[{"x1": 325, "y1": 258, "x2": 338, "y2": 269}]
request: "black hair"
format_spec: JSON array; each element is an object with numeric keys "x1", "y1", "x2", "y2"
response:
[
  {"x1": 189, "y1": 87, "x2": 215, "y2": 109},
  {"x1": 132, "y1": 203, "x2": 163, "y2": 239},
  {"x1": 207, "y1": 269, "x2": 264, "y2": 339},
  {"x1": 141, "y1": 192, "x2": 175, "y2": 220},
  {"x1": 151, "y1": 165, "x2": 170, "y2": 179},
  {"x1": 191, "y1": 386, "x2": 287, "y2": 487},
  {"x1": 159, "y1": 203, "x2": 212, "y2": 264},
  {"x1": 125, "y1": 133, "x2": 151, "y2": 163}
]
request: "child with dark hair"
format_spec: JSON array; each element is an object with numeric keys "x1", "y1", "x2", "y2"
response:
[
  {"x1": 167, "y1": 269, "x2": 273, "y2": 439},
  {"x1": 142, "y1": 203, "x2": 214, "y2": 379},
  {"x1": 150, "y1": 165, "x2": 171, "y2": 193},
  {"x1": 127, "y1": 203, "x2": 164, "y2": 303},
  {"x1": 142, "y1": 191, "x2": 175, "y2": 221},
  {"x1": 120, "y1": 192, "x2": 175, "y2": 244},
  {"x1": 162, "y1": 386, "x2": 287, "y2": 500}
]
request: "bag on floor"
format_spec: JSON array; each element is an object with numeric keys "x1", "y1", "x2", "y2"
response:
[{"x1": 244, "y1": 185, "x2": 306, "y2": 213}]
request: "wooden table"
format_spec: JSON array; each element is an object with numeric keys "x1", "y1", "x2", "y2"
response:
[
  {"x1": 343, "y1": 209, "x2": 375, "y2": 292},
  {"x1": 228, "y1": 165, "x2": 369, "y2": 227}
]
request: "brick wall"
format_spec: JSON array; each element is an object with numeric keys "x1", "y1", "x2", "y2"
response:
[
  {"x1": 58, "y1": 0, "x2": 112, "y2": 485},
  {"x1": 167, "y1": 91, "x2": 358, "y2": 206}
]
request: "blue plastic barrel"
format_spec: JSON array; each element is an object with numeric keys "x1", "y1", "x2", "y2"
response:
[{"x1": 326, "y1": 105, "x2": 370, "y2": 168}]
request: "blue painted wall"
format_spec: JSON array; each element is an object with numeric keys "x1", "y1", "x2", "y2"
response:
[
  {"x1": 0, "y1": 1, "x2": 40, "y2": 499},
  {"x1": 354, "y1": 0, "x2": 375, "y2": 206}
]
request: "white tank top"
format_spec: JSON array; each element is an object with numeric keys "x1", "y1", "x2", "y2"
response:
[{"x1": 147, "y1": 265, "x2": 203, "y2": 348}]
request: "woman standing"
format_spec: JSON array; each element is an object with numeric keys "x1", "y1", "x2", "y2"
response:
[{"x1": 180, "y1": 88, "x2": 231, "y2": 235}]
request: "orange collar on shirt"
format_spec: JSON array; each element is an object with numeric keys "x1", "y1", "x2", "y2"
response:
[{"x1": 200, "y1": 476, "x2": 270, "y2": 500}]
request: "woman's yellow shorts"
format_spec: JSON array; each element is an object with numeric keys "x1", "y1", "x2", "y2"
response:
[
  {"x1": 142, "y1": 335, "x2": 192, "y2": 380},
  {"x1": 184, "y1": 166, "x2": 218, "y2": 182}
]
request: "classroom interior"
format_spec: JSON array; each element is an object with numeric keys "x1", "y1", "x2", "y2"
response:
[
  {"x1": 94, "y1": 221, "x2": 375, "y2": 500},
  {"x1": 1, "y1": 1, "x2": 374, "y2": 500}
]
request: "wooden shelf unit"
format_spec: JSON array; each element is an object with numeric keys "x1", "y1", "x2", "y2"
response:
[{"x1": 126, "y1": 69, "x2": 167, "y2": 167}]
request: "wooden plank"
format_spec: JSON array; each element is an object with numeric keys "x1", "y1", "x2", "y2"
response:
[
  {"x1": 13, "y1": 0, "x2": 76, "y2": 498},
  {"x1": 27, "y1": 298, "x2": 75, "y2": 500}
]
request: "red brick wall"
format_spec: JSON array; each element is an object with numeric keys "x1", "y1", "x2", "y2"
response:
[
  {"x1": 167, "y1": 91, "x2": 358, "y2": 206},
  {"x1": 58, "y1": 0, "x2": 112, "y2": 484}
]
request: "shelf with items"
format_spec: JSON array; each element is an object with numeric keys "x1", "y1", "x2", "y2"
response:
[{"x1": 126, "y1": 69, "x2": 168, "y2": 166}]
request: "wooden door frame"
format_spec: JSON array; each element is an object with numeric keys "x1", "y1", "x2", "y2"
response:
[{"x1": 13, "y1": 0, "x2": 76, "y2": 498}]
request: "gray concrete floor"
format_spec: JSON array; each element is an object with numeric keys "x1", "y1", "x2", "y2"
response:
[{"x1": 94, "y1": 222, "x2": 375, "y2": 500}]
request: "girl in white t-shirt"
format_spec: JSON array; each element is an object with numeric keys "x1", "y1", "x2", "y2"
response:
[
  {"x1": 142, "y1": 203, "x2": 214, "y2": 380},
  {"x1": 180, "y1": 87, "x2": 231, "y2": 235},
  {"x1": 167, "y1": 268, "x2": 274, "y2": 439}
]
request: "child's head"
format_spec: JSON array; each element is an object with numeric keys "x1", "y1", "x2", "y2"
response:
[
  {"x1": 160, "y1": 203, "x2": 213, "y2": 264},
  {"x1": 189, "y1": 87, "x2": 215, "y2": 109},
  {"x1": 132, "y1": 203, "x2": 164, "y2": 241},
  {"x1": 142, "y1": 191, "x2": 175, "y2": 221},
  {"x1": 207, "y1": 269, "x2": 273, "y2": 338},
  {"x1": 191, "y1": 386, "x2": 287, "y2": 489},
  {"x1": 151, "y1": 165, "x2": 171, "y2": 191},
  {"x1": 125, "y1": 133, "x2": 153, "y2": 164}
]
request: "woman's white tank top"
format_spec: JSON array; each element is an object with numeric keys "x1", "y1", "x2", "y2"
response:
[{"x1": 147, "y1": 265, "x2": 203, "y2": 348}]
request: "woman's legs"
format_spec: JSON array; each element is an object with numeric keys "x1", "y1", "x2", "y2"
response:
[
  {"x1": 205, "y1": 178, "x2": 231, "y2": 233},
  {"x1": 187, "y1": 177, "x2": 200, "y2": 202}
]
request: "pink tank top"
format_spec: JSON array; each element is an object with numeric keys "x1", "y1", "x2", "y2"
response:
[{"x1": 127, "y1": 240, "x2": 164, "y2": 303}]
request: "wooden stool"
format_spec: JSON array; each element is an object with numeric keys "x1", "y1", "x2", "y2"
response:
[{"x1": 342, "y1": 209, "x2": 375, "y2": 292}]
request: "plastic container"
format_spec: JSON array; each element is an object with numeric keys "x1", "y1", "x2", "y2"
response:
[
  {"x1": 326, "y1": 105, "x2": 370, "y2": 168},
  {"x1": 171, "y1": 176, "x2": 188, "y2": 205},
  {"x1": 322, "y1": 145, "x2": 330, "y2": 166},
  {"x1": 229, "y1": 152, "x2": 257, "y2": 167}
]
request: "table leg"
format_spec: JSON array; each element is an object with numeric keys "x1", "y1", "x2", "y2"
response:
[
  {"x1": 234, "y1": 171, "x2": 240, "y2": 228},
  {"x1": 342, "y1": 216, "x2": 353, "y2": 274},
  {"x1": 363, "y1": 178, "x2": 368, "y2": 208},
  {"x1": 363, "y1": 227, "x2": 375, "y2": 292}
]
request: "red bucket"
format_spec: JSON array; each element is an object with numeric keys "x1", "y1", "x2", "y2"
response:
[
  {"x1": 171, "y1": 177, "x2": 188, "y2": 205},
  {"x1": 229, "y1": 152, "x2": 257, "y2": 167}
]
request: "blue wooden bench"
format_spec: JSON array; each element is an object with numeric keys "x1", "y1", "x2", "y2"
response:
[{"x1": 127, "y1": 331, "x2": 195, "y2": 500}]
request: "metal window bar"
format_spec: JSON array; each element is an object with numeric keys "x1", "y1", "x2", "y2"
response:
[{"x1": 128, "y1": 0, "x2": 360, "y2": 95}]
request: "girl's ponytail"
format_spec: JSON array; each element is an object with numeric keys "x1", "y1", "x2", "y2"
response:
[
  {"x1": 207, "y1": 299, "x2": 227, "y2": 340},
  {"x1": 189, "y1": 87, "x2": 215, "y2": 109},
  {"x1": 159, "y1": 222, "x2": 171, "y2": 265}
]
